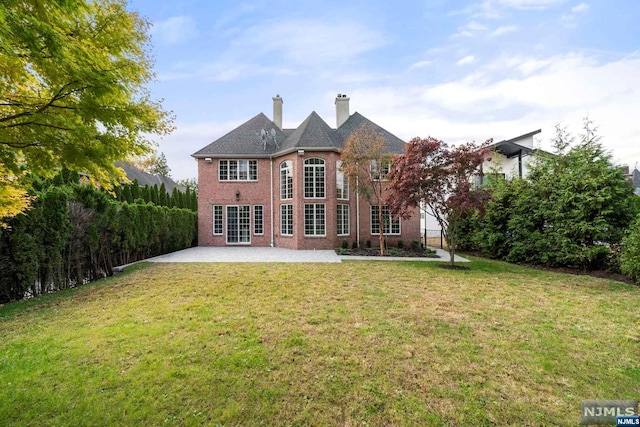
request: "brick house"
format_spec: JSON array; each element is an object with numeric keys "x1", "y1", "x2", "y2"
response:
[{"x1": 191, "y1": 94, "x2": 420, "y2": 249}]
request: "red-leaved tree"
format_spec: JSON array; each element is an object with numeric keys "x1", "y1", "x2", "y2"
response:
[{"x1": 387, "y1": 137, "x2": 491, "y2": 267}]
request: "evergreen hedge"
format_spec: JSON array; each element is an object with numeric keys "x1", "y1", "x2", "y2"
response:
[
  {"x1": 0, "y1": 177, "x2": 197, "y2": 303},
  {"x1": 459, "y1": 123, "x2": 638, "y2": 272}
]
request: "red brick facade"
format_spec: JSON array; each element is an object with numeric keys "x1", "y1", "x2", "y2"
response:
[{"x1": 197, "y1": 151, "x2": 420, "y2": 249}]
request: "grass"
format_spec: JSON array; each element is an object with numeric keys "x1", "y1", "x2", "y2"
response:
[{"x1": 0, "y1": 258, "x2": 639, "y2": 426}]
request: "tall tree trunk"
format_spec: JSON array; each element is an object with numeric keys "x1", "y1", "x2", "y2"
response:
[{"x1": 448, "y1": 221, "x2": 456, "y2": 267}]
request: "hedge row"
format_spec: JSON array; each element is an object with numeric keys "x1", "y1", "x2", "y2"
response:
[{"x1": 0, "y1": 182, "x2": 197, "y2": 303}]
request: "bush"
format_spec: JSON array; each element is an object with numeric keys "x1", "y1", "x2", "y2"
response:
[
  {"x1": 341, "y1": 240, "x2": 348, "y2": 249},
  {"x1": 621, "y1": 214, "x2": 640, "y2": 283},
  {"x1": 352, "y1": 241, "x2": 358, "y2": 249},
  {"x1": 411, "y1": 239, "x2": 420, "y2": 250},
  {"x1": 366, "y1": 240, "x2": 371, "y2": 248},
  {"x1": 397, "y1": 240, "x2": 403, "y2": 249}
]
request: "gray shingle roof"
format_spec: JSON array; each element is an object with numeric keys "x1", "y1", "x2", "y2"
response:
[
  {"x1": 116, "y1": 162, "x2": 185, "y2": 193},
  {"x1": 278, "y1": 111, "x2": 343, "y2": 153},
  {"x1": 192, "y1": 111, "x2": 406, "y2": 158},
  {"x1": 336, "y1": 112, "x2": 406, "y2": 154},
  {"x1": 192, "y1": 113, "x2": 285, "y2": 157}
]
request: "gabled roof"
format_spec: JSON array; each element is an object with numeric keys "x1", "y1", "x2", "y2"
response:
[
  {"x1": 116, "y1": 162, "x2": 185, "y2": 193},
  {"x1": 192, "y1": 113, "x2": 285, "y2": 157},
  {"x1": 337, "y1": 112, "x2": 406, "y2": 154},
  {"x1": 278, "y1": 111, "x2": 343, "y2": 153},
  {"x1": 192, "y1": 110, "x2": 407, "y2": 158}
]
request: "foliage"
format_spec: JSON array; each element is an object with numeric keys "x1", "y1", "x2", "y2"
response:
[
  {"x1": 341, "y1": 126, "x2": 394, "y2": 254},
  {"x1": 0, "y1": 176, "x2": 196, "y2": 303},
  {"x1": 129, "y1": 152, "x2": 172, "y2": 177},
  {"x1": 0, "y1": 0, "x2": 173, "y2": 220},
  {"x1": 621, "y1": 214, "x2": 640, "y2": 283},
  {"x1": 176, "y1": 177, "x2": 198, "y2": 194},
  {"x1": 464, "y1": 121, "x2": 637, "y2": 271},
  {"x1": 387, "y1": 137, "x2": 490, "y2": 266},
  {"x1": 0, "y1": 170, "x2": 32, "y2": 227},
  {"x1": 113, "y1": 181, "x2": 197, "y2": 211}
]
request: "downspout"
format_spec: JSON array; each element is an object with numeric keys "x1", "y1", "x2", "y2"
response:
[
  {"x1": 356, "y1": 175, "x2": 360, "y2": 248},
  {"x1": 270, "y1": 156, "x2": 274, "y2": 247}
]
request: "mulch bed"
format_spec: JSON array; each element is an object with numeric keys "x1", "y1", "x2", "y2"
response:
[{"x1": 337, "y1": 247, "x2": 439, "y2": 258}]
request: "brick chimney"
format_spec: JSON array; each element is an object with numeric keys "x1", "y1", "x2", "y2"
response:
[
  {"x1": 335, "y1": 93, "x2": 350, "y2": 128},
  {"x1": 273, "y1": 95, "x2": 283, "y2": 129}
]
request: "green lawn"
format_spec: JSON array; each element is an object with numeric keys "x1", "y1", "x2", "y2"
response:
[{"x1": 0, "y1": 259, "x2": 638, "y2": 426}]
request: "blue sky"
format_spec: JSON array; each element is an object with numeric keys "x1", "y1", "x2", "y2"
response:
[{"x1": 128, "y1": 0, "x2": 640, "y2": 180}]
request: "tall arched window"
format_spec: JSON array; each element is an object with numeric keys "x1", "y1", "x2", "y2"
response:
[
  {"x1": 304, "y1": 158, "x2": 325, "y2": 198},
  {"x1": 336, "y1": 160, "x2": 349, "y2": 200},
  {"x1": 280, "y1": 160, "x2": 293, "y2": 200}
]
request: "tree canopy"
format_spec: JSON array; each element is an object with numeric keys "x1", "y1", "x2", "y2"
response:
[
  {"x1": 387, "y1": 137, "x2": 490, "y2": 266},
  {"x1": 341, "y1": 126, "x2": 393, "y2": 254},
  {"x1": 0, "y1": 0, "x2": 173, "y2": 222},
  {"x1": 459, "y1": 120, "x2": 637, "y2": 270},
  {"x1": 130, "y1": 152, "x2": 172, "y2": 177}
]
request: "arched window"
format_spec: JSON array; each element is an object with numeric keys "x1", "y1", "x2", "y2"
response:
[
  {"x1": 280, "y1": 160, "x2": 293, "y2": 200},
  {"x1": 304, "y1": 158, "x2": 325, "y2": 198},
  {"x1": 336, "y1": 160, "x2": 349, "y2": 200}
]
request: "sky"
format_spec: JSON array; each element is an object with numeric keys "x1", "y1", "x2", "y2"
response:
[{"x1": 127, "y1": 0, "x2": 640, "y2": 181}]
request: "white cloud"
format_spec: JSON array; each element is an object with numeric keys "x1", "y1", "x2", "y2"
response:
[
  {"x1": 490, "y1": 25, "x2": 518, "y2": 37},
  {"x1": 497, "y1": 0, "x2": 565, "y2": 10},
  {"x1": 344, "y1": 53, "x2": 640, "y2": 164},
  {"x1": 456, "y1": 55, "x2": 477, "y2": 65},
  {"x1": 409, "y1": 60, "x2": 432, "y2": 71},
  {"x1": 151, "y1": 16, "x2": 198, "y2": 45},
  {"x1": 154, "y1": 120, "x2": 244, "y2": 180},
  {"x1": 234, "y1": 19, "x2": 388, "y2": 66},
  {"x1": 452, "y1": 20, "x2": 488, "y2": 38},
  {"x1": 571, "y1": 2, "x2": 589, "y2": 13}
]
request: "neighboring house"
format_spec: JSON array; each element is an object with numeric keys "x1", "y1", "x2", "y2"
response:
[
  {"x1": 422, "y1": 129, "x2": 546, "y2": 236},
  {"x1": 116, "y1": 161, "x2": 185, "y2": 193},
  {"x1": 476, "y1": 129, "x2": 542, "y2": 185},
  {"x1": 191, "y1": 94, "x2": 420, "y2": 249}
]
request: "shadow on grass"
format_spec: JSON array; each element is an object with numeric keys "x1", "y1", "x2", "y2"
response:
[{"x1": 0, "y1": 262, "x2": 154, "y2": 319}]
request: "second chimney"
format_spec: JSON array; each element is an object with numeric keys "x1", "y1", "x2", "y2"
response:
[
  {"x1": 335, "y1": 93, "x2": 350, "y2": 128},
  {"x1": 273, "y1": 95, "x2": 283, "y2": 129}
]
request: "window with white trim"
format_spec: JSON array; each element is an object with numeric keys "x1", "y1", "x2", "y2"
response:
[
  {"x1": 336, "y1": 160, "x2": 349, "y2": 200},
  {"x1": 304, "y1": 203, "x2": 325, "y2": 236},
  {"x1": 337, "y1": 204, "x2": 350, "y2": 236},
  {"x1": 371, "y1": 205, "x2": 400, "y2": 235},
  {"x1": 280, "y1": 160, "x2": 293, "y2": 200},
  {"x1": 213, "y1": 205, "x2": 223, "y2": 235},
  {"x1": 370, "y1": 159, "x2": 390, "y2": 181},
  {"x1": 254, "y1": 205, "x2": 263, "y2": 235},
  {"x1": 281, "y1": 204, "x2": 293, "y2": 236},
  {"x1": 304, "y1": 158, "x2": 325, "y2": 198},
  {"x1": 219, "y1": 160, "x2": 257, "y2": 181}
]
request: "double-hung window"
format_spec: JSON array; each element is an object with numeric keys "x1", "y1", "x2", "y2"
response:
[
  {"x1": 304, "y1": 203, "x2": 325, "y2": 236},
  {"x1": 254, "y1": 205, "x2": 263, "y2": 235},
  {"x1": 371, "y1": 206, "x2": 400, "y2": 235},
  {"x1": 337, "y1": 204, "x2": 350, "y2": 236},
  {"x1": 219, "y1": 160, "x2": 257, "y2": 181},
  {"x1": 304, "y1": 158, "x2": 325, "y2": 198},
  {"x1": 281, "y1": 205, "x2": 293, "y2": 236},
  {"x1": 370, "y1": 160, "x2": 390, "y2": 181}
]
